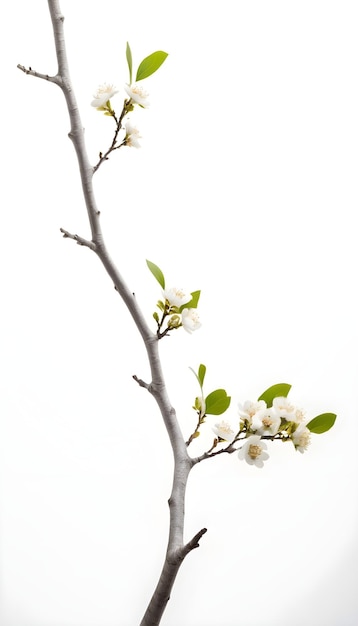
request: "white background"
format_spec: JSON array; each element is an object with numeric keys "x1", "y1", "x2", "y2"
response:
[{"x1": 1, "y1": 1, "x2": 358, "y2": 625}]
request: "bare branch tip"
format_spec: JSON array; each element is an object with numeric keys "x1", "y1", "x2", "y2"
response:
[
  {"x1": 17, "y1": 64, "x2": 53, "y2": 83},
  {"x1": 182, "y1": 527, "x2": 208, "y2": 556},
  {"x1": 133, "y1": 375, "x2": 150, "y2": 390}
]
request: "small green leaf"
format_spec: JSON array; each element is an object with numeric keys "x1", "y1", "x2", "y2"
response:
[
  {"x1": 306, "y1": 413, "x2": 336, "y2": 434},
  {"x1": 126, "y1": 42, "x2": 133, "y2": 85},
  {"x1": 146, "y1": 260, "x2": 165, "y2": 289},
  {"x1": 198, "y1": 364, "x2": 206, "y2": 388},
  {"x1": 189, "y1": 363, "x2": 206, "y2": 391},
  {"x1": 136, "y1": 51, "x2": 168, "y2": 81},
  {"x1": 205, "y1": 389, "x2": 231, "y2": 415},
  {"x1": 179, "y1": 290, "x2": 200, "y2": 312},
  {"x1": 258, "y1": 383, "x2": 292, "y2": 408}
]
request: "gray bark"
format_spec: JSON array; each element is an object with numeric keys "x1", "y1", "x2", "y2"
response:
[{"x1": 18, "y1": 2, "x2": 207, "y2": 624}]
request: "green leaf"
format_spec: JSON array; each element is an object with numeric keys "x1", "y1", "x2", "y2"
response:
[
  {"x1": 189, "y1": 363, "x2": 206, "y2": 390},
  {"x1": 205, "y1": 389, "x2": 231, "y2": 415},
  {"x1": 136, "y1": 51, "x2": 168, "y2": 81},
  {"x1": 258, "y1": 383, "x2": 292, "y2": 408},
  {"x1": 306, "y1": 413, "x2": 336, "y2": 434},
  {"x1": 179, "y1": 290, "x2": 200, "y2": 312},
  {"x1": 146, "y1": 260, "x2": 165, "y2": 289},
  {"x1": 198, "y1": 364, "x2": 206, "y2": 388},
  {"x1": 126, "y1": 42, "x2": 133, "y2": 85}
]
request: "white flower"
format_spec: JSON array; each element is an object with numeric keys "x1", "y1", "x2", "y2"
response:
[
  {"x1": 293, "y1": 407, "x2": 306, "y2": 424},
  {"x1": 212, "y1": 421, "x2": 236, "y2": 443},
  {"x1": 181, "y1": 308, "x2": 201, "y2": 333},
  {"x1": 251, "y1": 408, "x2": 281, "y2": 436},
  {"x1": 292, "y1": 424, "x2": 311, "y2": 453},
  {"x1": 124, "y1": 83, "x2": 150, "y2": 107},
  {"x1": 125, "y1": 122, "x2": 141, "y2": 148},
  {"x1": 237, "y1": 435, "x2": 269, "y2": 468},
  {"x1": 272, "y1": 396, "x2": 296, "y2": 420},
  {"x1": 91, "y1": 83, "x2": 118, "y2": 108},
  {"x1": 163, "y1": 287, "x2": 192, "y2": 308},
  {"x1": 238, "y1": 400, "x2": 267, "y2": 424}
]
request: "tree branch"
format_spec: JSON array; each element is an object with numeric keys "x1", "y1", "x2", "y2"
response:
[
  {"x1": 139, "y1": 526, "x2": 207, "y2": 626},
  {"x1": 19, "y1": 3, "x2": 204, "y2": 624}
]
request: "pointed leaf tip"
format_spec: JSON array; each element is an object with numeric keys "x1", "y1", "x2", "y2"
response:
[
  {"x1": 136, "y1": 51, "x2": 168, "y2": 81},
  {"x1": 198, "y1": 364, "x2": 206, "y2": 387},
  {"x1": 306, "y1": 413, "x2": 336, "y2": 434},
  {"x1": 189, "y1": 364, "x2": 206, "y2": 390},
  {"x1": 179, "y1": 290, "x2": 200, "y2": 312}
]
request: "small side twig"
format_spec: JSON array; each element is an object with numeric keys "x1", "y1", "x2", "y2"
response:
[
  {"x1": 93, "y1": 99, "x2": 131, "y2": 174},
  {"x1": 60, "y1": 228, "x2": 96, "y2": 250},
  {"x1": 186, "y1": 411, "x2": 205, "y2": 447},
  {"x1": 191, "y1": 442, "x2": 239, "y2": 465},
  {"x1": 181, "y1": 527, "x2": 208, "y2": 556},
  {"x1": 133, "y1": 375, "x2": 150, "y2": 390},
  {"x1": 17, "y1": 64, "x2": 59, "y2": 85}
]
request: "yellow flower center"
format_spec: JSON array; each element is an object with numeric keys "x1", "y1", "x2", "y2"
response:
[
  {"x1": 248, "y1": 444, "x2": 262, "y2": 460},
  {"x1": 132, "y1": 85, "x2": 148, "y2": 98},
  {"x1": 277, "y1": 401, "x2": 294, "y2": 412},
  {"x1": 297, "y1": 431, "x2": 310, "y2": 447},
  {"x1": 97, "y1": 84, "x2": 115, "y2": 96},
  {"x1": 262, "y1": 416, "x2": 273, "y2": 427}
]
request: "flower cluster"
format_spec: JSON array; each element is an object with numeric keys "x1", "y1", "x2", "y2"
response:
[
  {"x1": 147, "y1": 261, "x2": 201, "y2": 338},
  {"x1": 91, "y1": 44, "x2": 167, "y2": 161},
  {"x1": 234, "y1": 396, "x2": 311, "y2": 467},
  {"x1": 188, "y1": 369, "x2": 335, "y2": 467},
  {"x1": 91, "y1": 81, "x2": 145, "y2": 149},
  {"x1": 202, "y1": 394, "x2": 316, "y2": 468},
  {"x1": 238, "y1": 396, "x2": 310, "y2": 447},
  {"x1": 157, "y1": 287, "x2": 201, "y2": 335}
]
